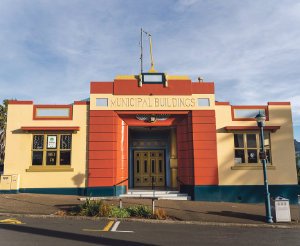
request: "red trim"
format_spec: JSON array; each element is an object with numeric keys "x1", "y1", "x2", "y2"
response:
[
  {"x1": 74, "y1": 101, "x2": 90, "y2": 105},
  {"x1": 21, "y1": 126, "x2": 80, "y2": 131},
  {"x1": 215, "y1": 102, "x2": 230, "y2": 105},
  {"x1": 191, "y1": 82, "x2": 214, "y2": 94},
  {"x1": 33, "y1": 105, "x2": 73, "y2": 120},
  {"x1": 90, "y1": 82, "x2": 114, "y2": 94},
  {"x1": 8, "y1": 100, "x2": 33, "y2": 105},
  {"x1": 115, "y1": 110, "x2": 190, "y2": 115},
  {"x1": 231, "y1": 105, "x2": 269, "y2": 121},
  {"x1": 224, "y1": 126, "x2": 280, "y2": 132},
  {"x1": 268, "y1": 102, "x2": 290, "y2": 105}
]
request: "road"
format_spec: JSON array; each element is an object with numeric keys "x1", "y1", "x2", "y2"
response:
[{"x1": 0, "y1": 216, "x2": 299, "y2": 246}]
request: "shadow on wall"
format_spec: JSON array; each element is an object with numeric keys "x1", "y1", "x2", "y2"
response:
[{"x1": 72, "y1": 173, "x2": 85, "y2": 188}]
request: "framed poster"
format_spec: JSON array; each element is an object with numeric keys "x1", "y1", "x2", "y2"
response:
[{"x1": 47, "y1": 135, "x2": 57, "y2": 149}]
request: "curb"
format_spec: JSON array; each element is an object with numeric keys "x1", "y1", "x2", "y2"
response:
[{"x1": 0, "y1": 212, "x2": 299, "y2": 229}]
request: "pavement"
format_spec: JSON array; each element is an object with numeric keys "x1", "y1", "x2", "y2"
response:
[{"x1": 0, "y1": 193, "x2": 300, "y2": 227}]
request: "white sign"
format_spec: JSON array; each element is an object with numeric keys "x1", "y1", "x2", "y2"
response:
[{"x1": 47, "y1": 136, "x2": 57, "y2": 149}]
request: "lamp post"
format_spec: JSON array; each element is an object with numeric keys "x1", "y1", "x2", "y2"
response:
[{"x1": 255, "y1": 112, "x2": 273, "y2": 223}]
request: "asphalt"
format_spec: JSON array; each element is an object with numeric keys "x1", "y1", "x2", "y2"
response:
[{"x1": 0, "y1": 193, "x2": 300, "y2": 226}]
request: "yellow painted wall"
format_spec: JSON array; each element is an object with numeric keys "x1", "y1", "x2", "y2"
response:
[
  {"x1": 216, "y1": 104, "x2": 297, "y2": 185},
  {"x1": 2, "y1": 103, "x2": 88, "y2": 189}
]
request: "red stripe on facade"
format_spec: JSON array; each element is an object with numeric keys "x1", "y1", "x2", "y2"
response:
[
  {"x1": 215, "y1": 102, "x2": 230, "y2": 105},
  {"x1": 74, "y1": 101, "x2": 90, "y2": 105},
  {"x1": 268, "y1": 102, "x2": 291, "y2": 105},
  {"x1": 191, "y1": 82, "x2": 214, "y2": 94},
  {"x1": 224, "y1": 126, "x2": 280, "y2": 132},
  {"x1": 8, "y1": 100, "x2": 33, "y2": 104},
  {"x1": 191, "y1": 110, "x2": 218, "y2": 185},
  {"x1": 21, "y1": 126, "x2": 80, "y2": 131},
  {"x1": 33, "y1": 105, "x2": 73, "y2": 120},
  {"x1": 113, "y1": 80, "x2": 193, "y2": 95},
  {"x1": 88, "y1": 110, "x2": 128, "y2": 188},
  {"x1": 90, "y1": 82, "x2": 114, "y2": 94},
  {"x1": 231, "y1": 105, "x2": 269, "y2": 121}
]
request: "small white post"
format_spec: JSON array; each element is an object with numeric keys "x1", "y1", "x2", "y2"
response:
[
  {"x1": 152, "y1": 198, "x2": 155, "y2": 214},
  {"x1": 119, "y1": 198, "x2": 123, "y2": 209}
]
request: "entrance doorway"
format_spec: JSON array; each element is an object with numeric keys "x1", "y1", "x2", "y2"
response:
[{"x1": 133, "y1": 150, "x2": 165, "y2": 187}]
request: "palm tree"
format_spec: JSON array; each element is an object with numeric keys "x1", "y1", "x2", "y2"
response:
[{"x1": 0, "y1": 100, "x2": 8, "y2": 167}]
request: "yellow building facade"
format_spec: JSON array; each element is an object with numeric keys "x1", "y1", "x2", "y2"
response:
[{"x1": 1, "y1": 74, "x2": 298, "y2": 203}]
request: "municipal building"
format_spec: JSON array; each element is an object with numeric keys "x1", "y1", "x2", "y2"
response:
[{"x1": 1, "y1": 71, "x2": 299, "y2": 203}]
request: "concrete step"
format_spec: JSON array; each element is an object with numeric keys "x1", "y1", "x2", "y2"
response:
[
  {"x1": 120, "y1": 190, "x2": 190, "y2": 200},
  {"x1": 120, "y1": 193, "x2": 188, "y2": 198},
  {"x1": 158, "y1": 196, "x2": 191, "y2": 201},
  {"x1": 127, "y1": 190, "x2": 180, "y2": 195}
]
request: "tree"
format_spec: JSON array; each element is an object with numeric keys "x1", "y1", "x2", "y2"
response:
[{"x1": 0, "y1": 100, "x2": 8, "y2": 165}]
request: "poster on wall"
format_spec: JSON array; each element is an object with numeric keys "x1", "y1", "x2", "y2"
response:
[{"x1": 47, "y1": 135, "x2": 57, "y2": 149}]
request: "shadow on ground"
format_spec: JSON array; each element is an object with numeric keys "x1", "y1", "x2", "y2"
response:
[
  {"x1": 0, "y1": 224, "x2": 152, "y2": 246},
  {"x1": 206, "y1": 211, "x2": 265, "y2": 222}
]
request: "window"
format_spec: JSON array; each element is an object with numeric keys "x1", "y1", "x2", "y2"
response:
[
  {"x1": 197, "y1": 98, "x2": 210, "y2": 106},
  {"x1": 32, "y1": 134, "x2": 72, "y2": 166},
  {"x1": 96, "y1": 98, "x2": 108, "y2": 107},
  {"x1": 234, "y1": 133, "x2": 271, "y2": 164}
]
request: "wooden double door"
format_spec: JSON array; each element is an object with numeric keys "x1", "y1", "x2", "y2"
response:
[{"x1": 133, "y1": 150, "x2": 165, "y2": 187}]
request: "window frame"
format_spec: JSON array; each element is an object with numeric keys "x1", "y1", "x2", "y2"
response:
[
  {"x1": 28, "y1": 132, "x2": 73, "y2": 172},
  {"x1": 233, "y1": 132, "x2": 272, "y2": 166}
]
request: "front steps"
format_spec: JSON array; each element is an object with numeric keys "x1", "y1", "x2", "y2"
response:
[{"x1": 120, "y1": 189, "x2": 191, "y2": 200}]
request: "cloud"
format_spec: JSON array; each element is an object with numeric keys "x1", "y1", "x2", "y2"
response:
[{"x1": 0, "y1": 0, "x2": 299, "y2": 127}]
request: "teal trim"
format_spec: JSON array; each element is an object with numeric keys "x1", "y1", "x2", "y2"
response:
[
  {"x1": 19, "y1": 188, "x2": 85, "y2": 196},
  {"x1": 0, "y1": 186, "x2": 127, "y2": 196},
  {"x1": 115, "y1": 185, "x2": 127, "y2": 196},
  {"x1": 190, "y1": 185, "x2": 300, "y2": 204},
  {"x1": 86, "y1": 186, "x2": 127, "y2": 196},
  {"x1": 0, "y1": 190, "x2": 18, "y2": 194}
]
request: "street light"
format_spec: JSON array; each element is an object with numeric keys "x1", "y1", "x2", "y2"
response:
[{"x1": 255, "y1": 111, "x2": 273, "y2": 223}]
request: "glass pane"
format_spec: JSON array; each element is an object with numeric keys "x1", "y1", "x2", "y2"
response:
[
  {"x1": 96, "y1": 98, "x2": 108, "y2": 107},
  {"x1": 46, "y1": 151, "x2": 57, "y2": 165},
  {"x1": 265, "y1": 149, "x2": 272, "y2": 164},
  {"x1": 137, "y1": 160, "x2": 140, "y2": 173},
  {"x1": 36, "y1": 108, "x2": 70, "y2": 117},
  {"x1": 60, "y1": 135, "x2": 72, "y2": 149},
  {"x1": 235, "y1": 150, "x2": 245, "y2": 163},
  {"x1": 60, "y1": 151, "x2": 71, "y2": 165},
  {"x1": 32, "y1": 151, "x2": 43, "y2": 165},
  {"x1": 144, "y1": 160, "x2": 147, "y2": 173},
  {"x1": 247, "y1": 134, "x2": 257, "y2": 148},
  {"x1": 151, "y1": 160, "x2": 155, "y2": 173},
  {"x1": 248, "y1": 150, "x2": 258, "y2": 163},
  {"x1": 264, "y1": 133, "x2": 270, "y2": 148},
  {"x1": 159, "y1": 160, "x2": 162, "y2": 173},
  {"x1": 234, "y1": 109, "x2": 265, "y2": 118},
  {"x1": 197, "y1": 98, "x2": 210, "y2": 106},
  {"x1": 33, "y1": 135, "x2": 44, "y2": 149},
  {"x1": 234, "y1": 134, "x2": 244, "y2": 148}
]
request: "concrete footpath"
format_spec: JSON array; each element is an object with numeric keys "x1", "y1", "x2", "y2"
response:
[{"x1": 1, "y1": 193, "x2": 300, "y2": 226}]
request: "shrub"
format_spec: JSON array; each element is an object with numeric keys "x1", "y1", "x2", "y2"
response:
[
  {"x1": 109, "y1": 207, "x2": 130, "y2": 218},
  {"x1": 154, "y1": 208, "x2": 167, "y2": 220},
  {"x1": 79, "y1": 199, "x2": 103, "y2": 216},
  {"x1": 126, "y1": 205, "x2": 152, "y2": 218},
  {"x1": 99, "y1": 204, "x2": 111, "y2": 217}
]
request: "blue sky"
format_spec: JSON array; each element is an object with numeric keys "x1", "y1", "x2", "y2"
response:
[{"x1": 0, "y1": 0, "x2": 300, "y2": 140}]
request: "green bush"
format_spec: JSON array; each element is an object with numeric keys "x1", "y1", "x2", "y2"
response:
[
  {"x1": 109, "y1": 207, "x2": 130, "y2": 218},
  {"x1": 79, "y1": 199, "x2": 103, "y2": 216},
  {"x1": 126, "y1": 205, "x2": 152, "y2": 218},
  {"x1": 69, "y1": 200, "x2": 159, "y2": 219}
]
